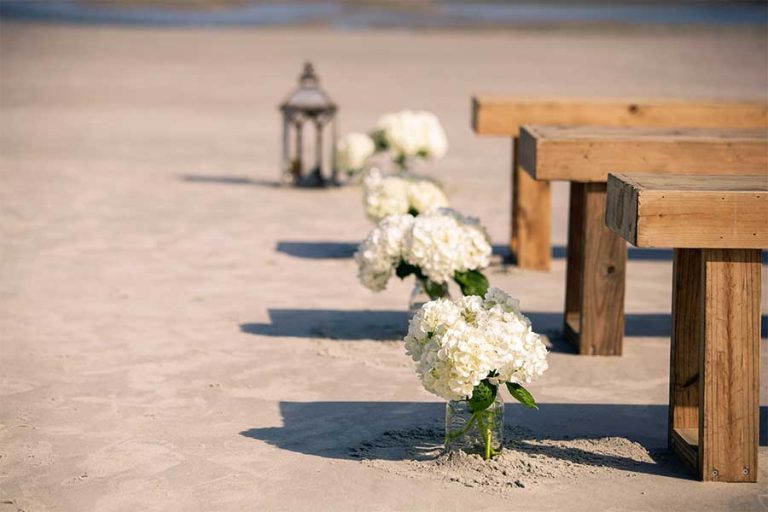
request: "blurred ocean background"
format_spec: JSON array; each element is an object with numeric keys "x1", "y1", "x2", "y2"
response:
[{"x1": 1, "y1": 0, "x2": 766, "y2": 28}]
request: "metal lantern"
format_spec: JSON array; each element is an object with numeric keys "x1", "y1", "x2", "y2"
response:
[{"x1": 279, "y1": 62, "x2": 338, "y2": 186}]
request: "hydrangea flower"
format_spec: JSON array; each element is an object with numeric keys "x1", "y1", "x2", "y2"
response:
[
  {"x1": 404, "y1": 288, "x2": 549, "y2": 402},
  {"x1": 374, "y1": 110, "x2": 448, "y2": 165},
  {"x1": 363, "y1": 170, "x2": 448, "y2": 222},
  {"x1": 335, "y1": 132, "x2": 375, "y2": 175},
  {"x1": 354, "y1": 208, "x2": 491, "y2": 297}
]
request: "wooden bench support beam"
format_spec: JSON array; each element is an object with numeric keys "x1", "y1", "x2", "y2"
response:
[
  {"x1": 563, "y1": 182, "x2": 626, "y2": 355},
  {"x1": 669, "y1": 248, "x2": 761, "y2": 482},
  {"x1": 669, "y1": 249, "x2": 703, "y2": 473},
  {"x1": 607, "y1": 174, "x2": 765, "y2": 481},
  {"x1": 510, "y1": 138, "x2": 552, "y2": 271}
]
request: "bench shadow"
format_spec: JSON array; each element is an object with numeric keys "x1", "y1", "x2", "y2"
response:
[
  {"x1": 241, "y1": 401, "x2": 763, "y2": 478},
  {"x1": 549, "y1": 246, "x2": 768, "y2": 264},
  {"x1": 526, "y1": 312, "x2": 767, "y2": 340},
  {"x1": 241, "y1": 309, "x2": 767, "y2": 344},
  {"x1": 180, "y1": 174, "x2": 281, "y2": 188},
  {"x1": 550, "y1": 245, "x2": 676, "y2": 261},
  {"x1": 275, "y1": 241, "x2": 768, "y2": 264},
  {"x1": 526, "y1": 311, "x2": 674, "y2": 339}
]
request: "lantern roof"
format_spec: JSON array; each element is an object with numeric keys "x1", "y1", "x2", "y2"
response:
[{"x1": 280, "y1": 62, "x2": 336, "y2": 114}]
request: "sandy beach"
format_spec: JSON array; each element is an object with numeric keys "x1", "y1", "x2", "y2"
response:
[{"x1": 1, "y1": 20, "x2": 767, "y2": 511}]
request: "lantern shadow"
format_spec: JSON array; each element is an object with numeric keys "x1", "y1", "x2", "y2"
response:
[
  {"x1": 240, "y1": 400, "x2": 719, "y2": 478},
  {"x1": 240, "y1": 309, "x2": 409, "y2": 341},
  {"x1": 180, "y1": 174, "x2": 281, "y2": 187}
]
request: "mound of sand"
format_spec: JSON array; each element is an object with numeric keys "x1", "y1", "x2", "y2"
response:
[{"x1": 352, "y1": 425, "x2": 657, "y2": 494}]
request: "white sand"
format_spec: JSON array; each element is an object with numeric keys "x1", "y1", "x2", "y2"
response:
[
  {"x1": 1, "y1": 22, "x2": 767, "y2": 511},
  {"x1": 358, "y1": 424, "x2": 657, "y2": 493}
]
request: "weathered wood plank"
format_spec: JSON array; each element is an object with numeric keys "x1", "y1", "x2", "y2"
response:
[
  {"x1": 669, "y1": 249, "x2": 703, "y2": 465},
  {"x1": 511, "y1": 159, "x2": 551, "y2": 271},
  {"x1": 699, "y1": 248, "x2": 761, "y2": 482},
  {"x1": 472, "y1": 96, "x2": 768, "y2": 136},
  {"x1": 671, "y1": 428, "x2": 699, "y2": 475},
  {"x1": 519, "y1": 126, "x2": 768, "y2": 182},
  {"x1": 570, "y1": 183, "x2": 626, "y2": 356},
  {"x1": 563, "y1": 183, "x2": 585, "y2": 347},
  {"x1": 606, "y1": 174, "x2": 768, "y2": 248}
]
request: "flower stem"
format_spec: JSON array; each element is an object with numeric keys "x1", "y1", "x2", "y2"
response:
[
  {"x1": 475, "y1": 411, "x2": 495, "y2": 460},
  {"x1": 446, "y1": 412, "x2": 477, "y2": 442}
]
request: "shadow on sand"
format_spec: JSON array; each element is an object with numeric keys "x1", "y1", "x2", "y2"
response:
[
  {"x1": 180, "y1": 174, "x2": 281, "y2": 187},
  {"x1": 276, "y1": 241, "x2": 768, "y2": 265},
  {"x1": 275, "y1": 241, "x2": 512, "y2": 260},
  {"x1": 241, "y1": 309, "x2": 409, "y2": 341},
  {"x1": 241, "y1": 401, "x2": 768, "y2": 470},
  {"x1": 241, "y1": 401, "x2": 768, "y2": 477},
  {"x1": 240, "y1": 309, "x2": 695, "y2": 342}
]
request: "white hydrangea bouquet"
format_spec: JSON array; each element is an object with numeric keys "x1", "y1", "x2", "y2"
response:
[
  {"x1": 371, "y1": 110, "x2": 448, "y2": 171},
  {"x1": 362, "y1": 169, "x2": 448, "y2": 222},
  {"x1": 355, "y1": 208, "x2": 492, "y2": 301},
  {"x1": 335, "y1": 110, "x2": 447, "y2": 176},
  {"x1": 335, "y1": 132, "x2": 376, "y2": 176},
  {"x1": 405, "y1": 288, "x2": 549, "y2": 460}
]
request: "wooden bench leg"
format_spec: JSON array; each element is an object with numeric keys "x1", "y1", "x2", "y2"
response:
[
  {"x1": 510, "y1": 137, "x2": 551, "y2": 271},
  {"x1": 668, "y1": 249, "x2": 703, "y2": 472},
  {"x1": 669, "y1": 248, "x2": 761, "y2": 482},
  {"x1": 563, "y1": 182, "x2": 626, "y2": 355}
]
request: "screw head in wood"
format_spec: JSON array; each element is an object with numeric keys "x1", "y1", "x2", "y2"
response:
[{"x1": 711, "y1": 469, "x2": 719, "y2": 477}]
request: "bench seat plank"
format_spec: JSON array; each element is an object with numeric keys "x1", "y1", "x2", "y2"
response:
[
  {"x1": 519, "y1": 126, "x2": 768, "y2": 182},
  {"x1": 472, "y1": 96, "x2": 768, "y2": 136},
  {"x1": 606, "y1": 174, "x2": 768, "y2": 248}
]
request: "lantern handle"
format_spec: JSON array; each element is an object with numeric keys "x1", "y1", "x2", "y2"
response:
[{"x1": 299, "y1": 62, "x2": 319, "y2": 87}]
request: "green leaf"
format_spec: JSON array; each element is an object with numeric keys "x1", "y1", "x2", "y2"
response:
[
  {"x1": 453, "y1": 269, "x2": 489, "y2": 297},
  {"x1": 506, "y1": 383, "x2": 538, "y2": 410},
  {"x1": 369, "y1": 129, "x2": 389, "y2": 152},
  {"x1": 396, "y1": 261, "x2": 420, "y2": 280},
  {"x1": 423, "y1": 279, "x2": 449, "y2": 300},
  {"x1": 468, "y1": 379, "x2": 497, "y2": 413},
  {"x1": 393, "y1": 153, "x2": 407, "y2": 170}
]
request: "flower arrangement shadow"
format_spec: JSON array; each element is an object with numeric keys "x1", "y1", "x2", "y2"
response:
[
  {"x1": 239, "y1": 401, "x2": 689, "y2": 479},
  {"x1": 275, "y1": 240, "x2": 512, "y2": 261},
  {"x1": 240, "y1": 309, "x2": 409, "y2": 341}
]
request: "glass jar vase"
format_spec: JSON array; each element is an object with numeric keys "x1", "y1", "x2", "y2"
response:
[
  {"x1": 408, "y1": 279, "x2": 449, "y2": 315},
  {"x1": 444, "y1": 395, "x2": 504, "y2": 460}
]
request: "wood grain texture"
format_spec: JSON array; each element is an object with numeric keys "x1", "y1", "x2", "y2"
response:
[
  {"x1": 565, "y1": 183, "x2": 626, "y2": 356},
  {"x1": 564, "y1": 183, "x2": 585, "y2": 346},
  {"x1": 699, "y1": 248, "x2": 761, "y2": 482},
  {"x1": 472, "y1": 96, "x2": 768, "y2": 136},
  {"x1": 669, "y1": 249, "x2": 703, "y2": 467},
  {"x1": 606, "y1": 174, "x2": 768, "y2": 248},
  {"x1": 511, "y1": 138, "x2": 551, "y2": 271},
  {"x1": 519, "y1": 126, "x2": 768, "y2": 182},
  {"x1": 605, "y1": 174, "x2": 639, "y2": 246},
  {"x1": 671, "y1": 428, "x2": 699, "y2": 475}
]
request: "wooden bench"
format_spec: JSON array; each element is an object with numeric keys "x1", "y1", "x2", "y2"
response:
[
  {"x1": 471, "y1": 96, "x2": 768, "y2": 271},
  {"x1": 517, "y1": 126, "x2": 768, "y2": 355},
  {"x1": 606, "y1": 174, "x2": 767, "y2": 482}
]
